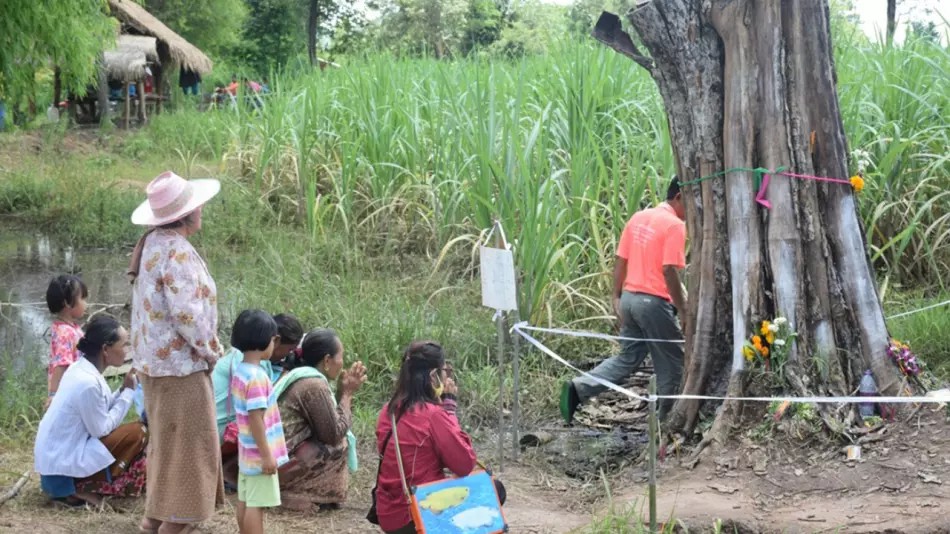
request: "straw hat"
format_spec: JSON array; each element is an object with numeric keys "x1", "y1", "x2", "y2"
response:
[{"x1": 131, "y1": 171, "x2": 220, "y2": 226}]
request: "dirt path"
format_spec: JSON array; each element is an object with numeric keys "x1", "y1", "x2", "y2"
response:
[
  {"x1": 0, "y1": 455, "x2": 588, "y2": 534},
  {"x1": 615, "y1": 408, "x2": 950, "y2": 533}
]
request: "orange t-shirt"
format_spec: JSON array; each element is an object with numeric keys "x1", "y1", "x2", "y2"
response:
[{"x1": 616, "y1": 202, "x2": 686, "y2": 301}]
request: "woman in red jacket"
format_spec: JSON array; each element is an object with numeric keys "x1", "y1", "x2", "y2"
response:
[{"x1": 374, "y1": 341, "x2": 504, "y2": 534}]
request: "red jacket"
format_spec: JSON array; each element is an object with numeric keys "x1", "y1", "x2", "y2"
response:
[{"x1": 375, "y1": 398, "x2": 476, "y2": 531}]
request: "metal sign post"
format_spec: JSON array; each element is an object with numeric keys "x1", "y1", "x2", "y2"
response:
[{"x1": 480, "y1": 220, "x2": 520, "y2": 471}]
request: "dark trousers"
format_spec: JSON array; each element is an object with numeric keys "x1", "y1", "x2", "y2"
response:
[{"x1": 572, "y1": 291, "x2": 685, "y2": 419}]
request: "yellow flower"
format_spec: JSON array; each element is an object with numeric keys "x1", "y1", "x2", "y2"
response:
[
  {"x1": 850, "y1": 174, "x2": 865, "y2": 193},
  {"x1": 752, "y1": 335, "x2": 763, "y2": 349},
  {"x1": 765, "y1": 331, "x2": 776, "y2": 345},
  {"x1": 761, "y1": 346, "x2": 770, "y2": 358},
  {"x1": 760, "y1": 321, "x2": 772, "y2": 336},
  {"x1": 743, "y1": 345, "x2": 756, "y2": 362}
]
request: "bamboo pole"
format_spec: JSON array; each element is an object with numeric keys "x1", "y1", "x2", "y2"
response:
[
  {"x1": 139, "y1": 78, "x2": 147, "y2": 123},
  {"x1": 511, "y1": 308, "x2": 521, "y2": 461},
  {"x1": 494, "y1": 221, "x2": 506, "y2": 472},
  {"x1": 648, "y1": 375, "x2": 658, "y2": 533}
]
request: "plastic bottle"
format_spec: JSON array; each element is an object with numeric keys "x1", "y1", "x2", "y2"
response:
[{"x1": 858, "y1": 370, "x2": 878, "y2": 418}]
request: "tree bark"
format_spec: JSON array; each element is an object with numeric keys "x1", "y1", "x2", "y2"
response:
[
  {"x1": 615, "y1": 0, "x2": 903, "y2": 442},
  {"x1": 53, "y1": 68, "x2": 62, "y2": 110},
  {"x1": 308, "y1": 0, "x2": 320, "y2": 67},
  {"x1": 886, "y1": 0, "x2": 897, "y2": 47},
  {"x1": 97, "y1": 53, "x2": 110, "y2": 127}
]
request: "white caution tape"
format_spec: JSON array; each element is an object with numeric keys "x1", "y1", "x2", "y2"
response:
[
  {"x1": 514, "y1": 322, "x2": 648, "y2": 401},
  {"x1": 513, "y1": 323, "x2": 685, "y2": 344},
  {"x1": 511, "y1": 322, "x2": 949, "y2": 406},
  {"x1": 887, "y1": 299, "x2": 950, "y2": 320},
  {"x1": 650, "y1": 392, "x2": 948, "y2": 405}
]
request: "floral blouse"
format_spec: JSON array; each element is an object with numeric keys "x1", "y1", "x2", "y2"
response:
[
  {"x1": 48, "y1": 320, "x2": 83, "y2": 392},
  {"x1": 130, "y1": 230, "x2": 223, "y2": 378}
]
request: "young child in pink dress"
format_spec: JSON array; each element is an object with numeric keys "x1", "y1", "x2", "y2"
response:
[{"x1": 45, "y1": 275, "x2": 88, "y2": 410}]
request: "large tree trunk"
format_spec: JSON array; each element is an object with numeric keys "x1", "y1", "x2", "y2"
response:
[
  {"x1": 605, "y1": 0, "x2": 904, "y2": 443},
  {"x1": 886, "y1": 0, "x2": 897, "y2": 47}
]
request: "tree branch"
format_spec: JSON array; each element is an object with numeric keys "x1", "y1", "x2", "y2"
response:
[
  {"x1": 591, "y1": 11, "x2": 655, "y2": 72},
  {"x1": 0, "y1": 471, "x2": 30, "y2": 507}
]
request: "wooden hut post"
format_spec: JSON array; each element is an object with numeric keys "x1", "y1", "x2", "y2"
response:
[
  {"x1": 139, "y1": 76, "x2": 147, "y2": 123},
  {"x1": 53, "y1": 68, "x2": 62, "y2": 111},
  {"x1": 124, "y1": 82, "x2": 131, "y2": 129}
]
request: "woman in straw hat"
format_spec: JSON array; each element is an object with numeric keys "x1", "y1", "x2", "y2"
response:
[{"x1": 128, "y1": 171, "x2": 224, "y2": 534}]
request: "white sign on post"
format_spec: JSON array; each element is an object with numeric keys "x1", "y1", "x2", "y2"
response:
[{"x1": 480, "y1": 246, "x2": 518, "y2": 311}]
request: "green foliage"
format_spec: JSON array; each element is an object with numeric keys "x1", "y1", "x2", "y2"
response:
[
  {"x1": 489, "y1": 1, "x2": 565, "y2": 58},
  {"x1": 0, "y1": 351, "x2": 45, "y2": 441},
  {"x1": 837, "y1": 38, "x2": 950, "y2": 288},
  {"x1": 462, "y1": 0, "x2": 505, "y2": 55},
  {"x1": 0, "y1": 0, "x2": 115, "y2": 102},
  {"x1": 374, "y1": 0, "x2": 470, "y2": 58},
  {"x1": 239, "y1": 0, "x2": 304, "y2": 73},
  {"x1": 144, "y1": 0, "x2": 247, "y2": 57},
  {"x1": 908, "y1": 20, "x2": 942, "y2": 44}
]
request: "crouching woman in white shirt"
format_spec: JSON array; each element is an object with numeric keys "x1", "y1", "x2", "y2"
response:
[{"x1": 34, "y1": 314, "x2": 148, "y2": 508}]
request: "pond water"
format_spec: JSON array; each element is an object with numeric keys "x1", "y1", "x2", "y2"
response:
[{"x1": 0, "y1": 227, "x2": 131, "y2": 371}]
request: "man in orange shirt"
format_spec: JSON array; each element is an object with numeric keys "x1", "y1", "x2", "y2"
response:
[
  {"x1": 226, "y1": 75, "x2": 240, "y2": 96},
  {"x1": 562, "y1": 175, "x2": 687, "y2": 422}
]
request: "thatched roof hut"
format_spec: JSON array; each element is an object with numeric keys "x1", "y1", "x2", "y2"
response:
[
  {"x1": 103, "y1": 50, "x2": 147, "y2": 82},
  {"x1": 103, "y1": 35, "x2": 157, "y2": 82},
  {"x1": 108, "y1": 0, "x2": 212, "y2": 74},
  {"x1": 117, "y1": 35, "x2": 159, "y2": 63}
]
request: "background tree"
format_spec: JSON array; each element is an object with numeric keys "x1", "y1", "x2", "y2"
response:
[
  {"x1": 374, "y1": 0, "x2": 469, "y2": 58},
  {"x1": 596, "y1": 0, "x2": 904, "y2": 444},
  {"x1": 240, "y1": 0, "x2": 303, "y2": 73},
  {"x1": 887, "y1": 0, "x2": 897, "y2": 46},
  {"x1": 489, "y1": 0, "x2": 565, "y2": 57},
  {"x1": 907, "y1": 19, "x2": 941, "y2": 44},
  {"x1": 144, "y1": 0, "x2": 247, "y2": 57},
  {"x1": 0, "y1": 0, "x2": 115, "y2": 118},
  {"x1": 462, "y1": 0, "x2": 505, "y2": 55}
]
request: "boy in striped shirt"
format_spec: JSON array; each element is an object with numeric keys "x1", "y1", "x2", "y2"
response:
[{"x1": 230, "y1": 310, "x2": 289, "y2": 534}]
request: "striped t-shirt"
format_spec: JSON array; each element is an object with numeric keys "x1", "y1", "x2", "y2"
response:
[{"x1": 231, "y1": 361, "x2": 289, "y2": 475}]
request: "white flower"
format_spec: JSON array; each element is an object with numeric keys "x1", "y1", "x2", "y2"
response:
[
  {"x1": 768, "y1": 323, "x2": 779, "y2": 333},
  {"x1": 774, "y1": 317, "x2": 787, "y2": 325},
  {"x1": 773, "y1": 339, "x2": 786, "y2": 346}
]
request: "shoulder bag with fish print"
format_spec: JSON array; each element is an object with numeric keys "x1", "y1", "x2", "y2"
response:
[{"x1": 390, "y1": 412, "x2": 509, "y2": 534}]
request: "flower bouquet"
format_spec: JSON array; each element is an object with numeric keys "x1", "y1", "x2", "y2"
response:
[
  {"x1": 743, "y1": 316, "x2": 796, "y2": 375},
  {"x1": 886, "y1": 338, "x2": 921, "y2": 377}
]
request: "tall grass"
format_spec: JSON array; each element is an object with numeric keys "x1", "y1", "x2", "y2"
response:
[
  {"x1": 141, "y1": 38, "x2": 949, "y2": 325},
  {"x1": 145, "y1": 41, "x2": 672, "y2": 323},
  {"x1": 838, "y1": 38, "x2": 950, "y2": 289}
]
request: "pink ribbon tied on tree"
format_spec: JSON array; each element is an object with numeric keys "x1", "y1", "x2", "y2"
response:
[{"x1": 755, "y1": 167, "x2": 856, "y2": 209}]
